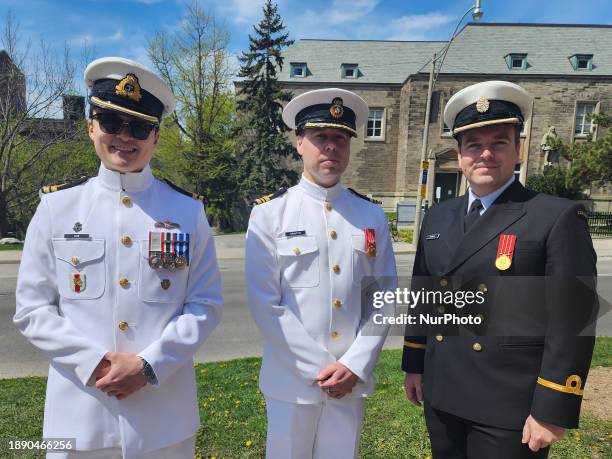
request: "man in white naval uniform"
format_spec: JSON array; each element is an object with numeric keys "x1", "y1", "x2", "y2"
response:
[
  {"x1": 14, "y1": 57, "x2": 223, "y2": 458},
  {"x1": 246, "y1": 88, "x2": 397, "y2": 458}
]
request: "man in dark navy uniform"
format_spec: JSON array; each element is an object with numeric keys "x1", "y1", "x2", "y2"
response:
[{"x1": 402, "y1": 81, "x2": 597, "y2": 458}]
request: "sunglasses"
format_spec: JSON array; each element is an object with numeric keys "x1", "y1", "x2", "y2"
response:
[{"x1": 92, "y1": 113, "x2": 159, "y2": 140}]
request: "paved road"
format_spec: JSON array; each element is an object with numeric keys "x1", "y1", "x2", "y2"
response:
[{"x1": 1, "y1": 254, "x2": 610, "y2": 379}]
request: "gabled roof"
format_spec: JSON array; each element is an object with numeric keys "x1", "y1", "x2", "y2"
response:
[
  {"x1": 436, "y1": 23, "x2": 612, "y2": 75},
  {"x1": 277, "y1": 23, "x2": 612, "y2": 84}
]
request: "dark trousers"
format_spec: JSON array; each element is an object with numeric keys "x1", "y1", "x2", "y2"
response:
[{"x1": 424, "y1": 403, "x2": 550, "y2": 459}]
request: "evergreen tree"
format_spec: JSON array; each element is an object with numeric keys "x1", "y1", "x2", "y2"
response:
[{"x1": 236, "y1": 0, "x2": 297, "y2": 202}]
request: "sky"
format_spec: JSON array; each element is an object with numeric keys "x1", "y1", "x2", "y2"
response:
[{"x1": 1, "y1": 0, "x2": 611, "y2": 94}]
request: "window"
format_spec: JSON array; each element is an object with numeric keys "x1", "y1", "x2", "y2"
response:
[
  {"x1": 505, "y1": 53, "x2": 527, "y2": 70},
  {"x1": 366, "y1": 109, "x2": 384, "y2": 139},
  {"x1": 341, "y1": 63, "x2": 359, "y2": 79},
  {"x1": 442, "y1": 122, "x2": 452, "y2": 136},
  {"x1": 574, "y1": 102, "x2": 596, "y2": 136},
  {"x1": 514, "y1": 164, "x2": 521, "y2": 180},
  {"x1": 290, "y1": 63, "x2": 307, "y2": 78},
  {"x1": 569, "y1": 54, "x2": 593, "y2": 71}
]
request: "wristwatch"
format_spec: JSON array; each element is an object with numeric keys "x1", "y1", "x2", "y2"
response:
[{"x1": 139, "y1": 357, "x2": 158, "y2": 385}]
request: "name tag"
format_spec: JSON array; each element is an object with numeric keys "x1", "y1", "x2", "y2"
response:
[
  {"x1": 285, "y1": 230, "x2": 306, "y2": 237},
  {"x1": 425, "y1": 234, "x2": 440, "y2": 240},
  {"x1": 64, "y1": 234, "x2": 91, "y2": 239}
]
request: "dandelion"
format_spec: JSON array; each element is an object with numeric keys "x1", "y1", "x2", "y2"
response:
[
  {"x1": 208, "y1": 396, "x2": 215, "y2": 401},
  {"x1": 245, "y1": 440, "x2": 253, "y2": 447}
]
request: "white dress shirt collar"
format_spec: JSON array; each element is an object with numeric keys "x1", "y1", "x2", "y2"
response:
[
  {"x1": 299, "y1": 174, "x2": 343, "y2": 201},
  {"x1": 97, "y1": 163, "x2": 155, "y2": 192},
  {"x1": 467, "y1": 176, "x2": 515, "y2": 215}
]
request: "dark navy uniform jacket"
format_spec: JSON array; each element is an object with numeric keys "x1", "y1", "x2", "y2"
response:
[{"x1": 402, "y1": 179, "x2": 597, "y2": 430}]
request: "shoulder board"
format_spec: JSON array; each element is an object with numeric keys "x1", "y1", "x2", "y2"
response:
[
  {"x1": 40, "y1": 176, "x2": 89, "y2": 194},
  {"x1": 163, "y1": 179, "x2": 205, "y2": 202},
  {"x1": 253, "y1": 187, "x2": 288, "y2": 206},
  {"x1": 348, "y1": 188, "x2": 382, "y2": 205}
]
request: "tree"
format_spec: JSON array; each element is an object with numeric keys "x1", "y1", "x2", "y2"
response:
[
  {"x1": 235, "y1": 0, "x2": 297, "y2": 203},
  {"x1": 148, "y1": 1, "x2": 237, "y2": 229},
  {"x1": 527, "y1": 112, "x2": 612, "y2": 200},
  {"x1": 0, "y1": 12, "x2": 93, "y2": 238},
  {"x1": 566, "y1": 112, "x2": 612, "y2": 190}
]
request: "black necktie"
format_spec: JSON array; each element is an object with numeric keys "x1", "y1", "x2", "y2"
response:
[{"x1": 464, "y1": 199, "x2": 483, "y2": 232}]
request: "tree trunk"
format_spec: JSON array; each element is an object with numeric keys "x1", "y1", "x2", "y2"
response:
[{"x1": 0, "y1": 191, "x2": 8, "y2": 237}]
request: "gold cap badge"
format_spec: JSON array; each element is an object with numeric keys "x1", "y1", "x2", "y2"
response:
[
  {"x1": 115, "y1": 73, "x2": 143, "y2": 102},
  {"x1": 330, "y1": 97, "x2": 344, "y2": 119},
  {"x1": 476, "y1": 96, "x2": 490, "y2": 113}
]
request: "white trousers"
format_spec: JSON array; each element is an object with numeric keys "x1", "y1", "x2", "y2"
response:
[
  {"x1": 265, "y1": 397, "x2": 365, "y2": 459},
  {"x1": 47, "y1": 435, "x2": 196, "y2": 459}
]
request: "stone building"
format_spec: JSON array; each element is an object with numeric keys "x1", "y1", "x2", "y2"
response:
[{"x1": 277, "y1": 23, "x2": 612, "y2": 211}]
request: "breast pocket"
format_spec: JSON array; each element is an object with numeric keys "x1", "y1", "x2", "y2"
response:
[
  {"x1": 52, "y1": 239, "x2": 105, "y2": 300},
  {"x1": 351, "y1": 234, "x2": 375, "y2": 285},
  {"x1": 138, "y1": 240, "x2": 189, "y2": 303},
  {"x1": 276, "y1": 236, "x2": 319, "y2": 288}
]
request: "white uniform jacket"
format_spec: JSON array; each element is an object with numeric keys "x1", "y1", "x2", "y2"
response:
[
  {"x1": 245, "y1": 176, "x2": 397, "y2": 403},
  {"x1": 14, "y1": 164, "x2": 223, "y2": 457}
]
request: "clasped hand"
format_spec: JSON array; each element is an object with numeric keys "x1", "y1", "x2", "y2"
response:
[
  {"x1": 317, "y1": 362, "x2": 359, "y2": 399},
  {"x1": 92, "y1": 352, "x2": 148, "y2": 400}
]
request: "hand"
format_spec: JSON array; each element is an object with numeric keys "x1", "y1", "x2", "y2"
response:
[
  {"x1": 92, "y1": 358, "x2": 111, "y2": 381},
  {"x1": 404, "y1": 373, "x2": 423, "y2": 407},
  {"x1": 95, "y1": 352, "x2": 147, "y2": 400},
  {"x1": 522, "y1": 415, "x2": 565, "y2": 452},
  {"x1": 317, "y1": 362, "x2": 359, "y2": 399}
]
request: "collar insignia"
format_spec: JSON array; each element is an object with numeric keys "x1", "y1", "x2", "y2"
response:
[{"x1": 115, "y1": 73, "x2": 143, "y2": 102}]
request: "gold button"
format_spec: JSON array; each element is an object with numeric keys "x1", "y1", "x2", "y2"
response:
[
  {"x1": 325, "y1": 202, "x2": 332, "y2": 211},
  {"x1": 439, "y1": 278, "x2": 448, "y2": 287},
  {"x1": 330, "y1": 230, "x2": 337, "y2": 239},
  {"x1": 119, "y1": 277, "x2": 130, "y2": 288},
  {"x1": 478, "y1": 283, "x2": 488, "y2": 293},
  {"x1": 71, "y1": 256, "x2": 80, "y2": 266},
  {"x1": 118, "y1": 321, "x2": 129, "y2": 331},
  {"x1": 435, "y1": 334, "x2": 444, "y2": 342},
  {"x1": 332, "y1": 264, "x2": 340, "y2": 274},
  {"x1": 121, "y1": 235, "x2": 132, "y2": 246},
  {"x1": 293, "y1": 248, "x2": 301, "y2": 256},
  {"x1": 334, "y1": 299, "x2": 342, "y2": 309},
  {"x1": 121, "y1": 195, "x2": 132, "y2": 206},
  {"x1": 473, "y1": 342, "x2": 482, "y2": 352},
  {"x1": 437, "y1": 305, "x2": 445, "y2": 314},
  {"x1": 331, "y1": 331, "x2": 339, "y2": 339}
]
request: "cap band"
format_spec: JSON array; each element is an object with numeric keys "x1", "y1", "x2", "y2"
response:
[
  {"x1": 452, "y1": 99, "x2": 524, "y2": 137},
  {"x1": 453, "y1": 117, "x2": 521, "y2": 135},
  {"x1": 302, "y1": 122, "x2": 357, "y2": 137},
  {"x1": 89, "y1": 77, "x2": 164, "y2": 121}
]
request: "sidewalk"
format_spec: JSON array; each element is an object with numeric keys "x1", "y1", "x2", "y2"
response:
[{"x1": 1, "y1": 236, "x2": 610, "y2": 264}]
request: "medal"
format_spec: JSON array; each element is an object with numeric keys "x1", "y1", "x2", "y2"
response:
[
  {"x1": 162, "y1": 232, "x2": 176, "y2": 270},
  {"x1": 364, "y1": 228, "x2": 376, "y2": 257},
  {"x1": 495, "y1": 234, "x2": 516, "y2": 271},
  {"x1": 175, "y1": 232, "x2": 189, "y2": 269},
  {"x1": 148, "y1": 232, "x2": 163, "y2": 269}
]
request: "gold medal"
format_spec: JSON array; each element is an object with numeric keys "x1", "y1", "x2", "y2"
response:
[
  {"x1": 176, "y1": 256, "x2": 187, "y2": 270},
  {"x1": 495, "y1": 254, "x2": 512, "y2": 270}
]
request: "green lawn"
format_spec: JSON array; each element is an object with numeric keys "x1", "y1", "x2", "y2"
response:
[
  {"x1": 1, "y1": 339, "x2": 610, "y2": 458},
  {"x1": 0, "y1": 243, "x2": 22, "y2": 251}
]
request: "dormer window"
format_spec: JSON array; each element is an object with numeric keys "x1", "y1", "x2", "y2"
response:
[
  {"x1": 569, "y1": 54, "x2": 593, "y2": 71},
  {"x1": 341, "y1": 63, "x2": 359, "y2": 79},
  {"x1": 290, "y1": 62, "x2": 307, "y2": 78},
  {"x1": 505, "y1": 53, "x2": 527, "y2": 70}
]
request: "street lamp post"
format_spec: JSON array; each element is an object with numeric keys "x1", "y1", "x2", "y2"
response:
[{"x1": 412, "y1": 0, "x2": 483, "y2": 249}]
